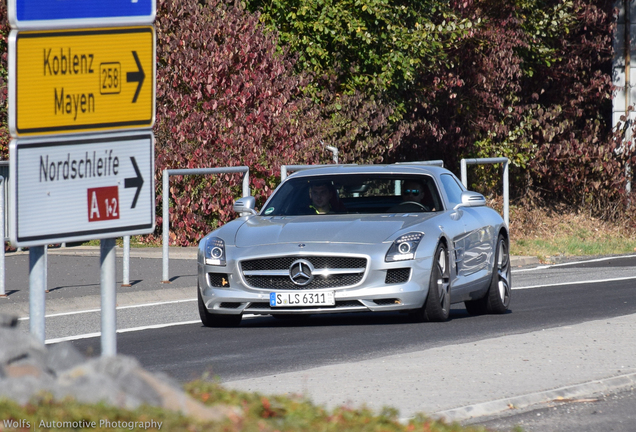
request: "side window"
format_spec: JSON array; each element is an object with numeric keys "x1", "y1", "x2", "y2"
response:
[{"x1": 440, "y1": 174, "x2": 464, "y2": 207}]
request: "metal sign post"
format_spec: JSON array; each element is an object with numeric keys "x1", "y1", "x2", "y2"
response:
[
  {"x1": 8, "y1": 0, "x2": 156, "y2": 357},
  {"x1": 28, "y1": 246, "x2": 45, "y2": 342},
  {"x1": 100, "y1": 238, "x2": 117, "y2": 356}
]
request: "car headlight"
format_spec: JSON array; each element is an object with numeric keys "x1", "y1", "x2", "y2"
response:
[
  {"x1": 205, "y1": 237, "x2": 226, "y2": 266},
  {"x1": 385, "y1": 232, "x2": 424, "y2": 262}
]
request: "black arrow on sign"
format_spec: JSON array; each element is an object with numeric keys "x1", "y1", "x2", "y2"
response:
[
  {"x1": 126, "y1": 51, "x2": 145, "y2": 103},
  {"x1": 124, "y1": 157, "x2": 144, "y2": 209}
]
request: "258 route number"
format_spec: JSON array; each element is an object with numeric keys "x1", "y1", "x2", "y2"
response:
[{"x1": 100, "y1": 62, "x2": 121, "y2": 95}]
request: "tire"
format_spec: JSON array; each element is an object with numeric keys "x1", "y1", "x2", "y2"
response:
[
  {"x1": 409, "y1": 243, "x2": 451, "y2": 322},
  {"x1": 464, "y1": 233, "x2": 511, "y2": 315},
  {"x1": 197, "y1": 284, "x2": 242, "y2": 327}
]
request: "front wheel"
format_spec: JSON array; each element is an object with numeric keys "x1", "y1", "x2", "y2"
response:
[
  {"x1": 465, "y1": 233, "x2": 511, "y2": 315},
  {"x1": 409, "y1": 243, "x2": 451, "y2": 322},
  {"x1": 197, "y1": 284, "x2": 242, "y2": 327}
]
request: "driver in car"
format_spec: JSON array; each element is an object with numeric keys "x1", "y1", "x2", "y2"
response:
[
  {"x1": 308, "y1": 181, "x2": 335, "y2": 214},
  {"x1": 401, "y1": 180, "x2": 436, "y2": 212}
]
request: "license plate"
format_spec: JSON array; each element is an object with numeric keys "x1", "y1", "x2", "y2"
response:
[{"x1": 270, "y1": 292, "x2": 335, "y2": 307}]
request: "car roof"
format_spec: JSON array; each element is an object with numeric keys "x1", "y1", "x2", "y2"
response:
[{"x1": 285, "y1": 163, "x2": 449, "y2": 179}]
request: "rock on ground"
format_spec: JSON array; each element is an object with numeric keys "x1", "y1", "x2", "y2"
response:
[{"x1": 0, "y1": 313, "x2": 237, "y2": 423}]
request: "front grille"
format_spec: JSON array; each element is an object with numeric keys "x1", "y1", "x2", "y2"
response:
[
  {"x1": 374, "y1": 298, "x2": 401, "y2": 306},
  {"x1": 385, "y1": 268, "x2": 411, "y2": 284},
  {"x1": 219, "y1": 302, "x2": 242, "y2": 309},
  {"x1": 241, "y1": 256, "x2": 367, "y2": 290},
  {"x1": 246, "y1": 300, "x2": 364, "y2": 310},
  {"x1": 242, "y1": 257, "x2": 366, "y2": 271},
  {"x1": 244, "y1": 274, "x2": 363, "y2": 290}
]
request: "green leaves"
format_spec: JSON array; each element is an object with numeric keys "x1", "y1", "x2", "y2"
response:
[{"x1": 248, "y1": 0, "x2": 470, "y2": 95}]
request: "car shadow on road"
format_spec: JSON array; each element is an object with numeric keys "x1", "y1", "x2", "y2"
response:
[{"x1": 239, "y1": 306, "x2": 489, "y2": 328}]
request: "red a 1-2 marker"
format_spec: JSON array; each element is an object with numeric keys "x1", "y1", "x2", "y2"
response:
[{"x1": 87, "y1": 186, "x2": 120, "y2": 222}]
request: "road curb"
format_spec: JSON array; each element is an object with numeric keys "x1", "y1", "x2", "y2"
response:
[
  {"x1": 510, "y1": 255, "x2": 540, "y2": 267},
  {"x1": 432, "y1": 372, "x2": 636, "y2": 423}
]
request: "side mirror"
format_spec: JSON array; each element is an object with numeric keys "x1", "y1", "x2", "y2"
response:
[
  {"x1": 453, "y1": 191, "x2": 486, "y2": 210},
  {"x1": 233, "y1": 196, "x2": 258, "y2": 215}
]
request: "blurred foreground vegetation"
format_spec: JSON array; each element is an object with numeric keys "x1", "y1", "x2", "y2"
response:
[{"x1": 0, "y1": 381, "x2": 497, "y2": 432}]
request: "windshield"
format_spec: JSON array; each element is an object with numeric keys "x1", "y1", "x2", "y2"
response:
[{"x1": 261, "y1": 174, "x2": 443, "y2": 216}]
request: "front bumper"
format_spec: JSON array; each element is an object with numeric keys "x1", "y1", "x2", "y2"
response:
[{"x1": 197, "y1": 243, "x2": 433, "y2": 316}]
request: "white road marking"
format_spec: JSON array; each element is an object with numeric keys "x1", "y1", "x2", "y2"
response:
[
  {"x1": 44, "y1": 314, "x2": 259, "y2": 344},
  {"x1": 44, "y1": 319, "x2": 201, "y2": 344},
  {"x1": 514, "y1": 275, "x2": 636, "y2": 290},
  {"x1": 18, "y1": 298, "x2": 197, "y2": 320}
]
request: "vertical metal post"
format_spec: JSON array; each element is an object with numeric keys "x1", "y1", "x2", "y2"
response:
[
  {"x1": 325, "y1": 145, "x2": 339, "y2": 164},
  {"x1": 162, "y1": 170, "x2": 170, "y2": 283},
  {"x1": 460, "y1": 159, "x2": 468, "y2": 187},
  {"x1": 122, "y1": 235, "x2": 131, "y2": 286},
  {"x1": 0, "y1": 176, "x2": 5, "y2": 297},
  {"x1": 242, "y1": 171, "x2": 250, "y2": 197},
  {"x1": 281, "y1": 166, "x2": 288, "y2": 182},
  {"x1": 626, "y1": 0, "x2": 632, "y2": 195},
  {"x1": 100, "y1": 238, "x2": 117, "y2": 357},
  {"x1": 44, "y1": 244, "x2": 48, "y2": 293},
  {"x1": 29, "y1": 246, "x2": 46, "y2": 343},
  {"x1": 626, "y1": 0, "x2": 631, "y2": 115},
  {"x1": 503, "y1": 160, "x2": 510, "y2": 226}
]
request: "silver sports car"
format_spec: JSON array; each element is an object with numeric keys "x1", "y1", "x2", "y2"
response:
[{"x1": 197, "y1": 164, "x2": 511, "y2": 326}]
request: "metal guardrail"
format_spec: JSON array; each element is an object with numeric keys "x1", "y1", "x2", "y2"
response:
[
  {"x1": 161, "y1": 167, "x2": 250, "y2": 283},
  {"x1": 460, "y1": 157, "x2": 509, "y2": 226}
]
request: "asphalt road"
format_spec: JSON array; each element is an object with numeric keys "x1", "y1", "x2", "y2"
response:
[
  {"x1": 472, "y1": 387, "x2": 636, "y2": 432},
  {"x1": 2, "y1": 249, "x2": 636, "y2": 431},
  {"x1": 64, "y1": 278, "x2": 636, "y2": 382}
]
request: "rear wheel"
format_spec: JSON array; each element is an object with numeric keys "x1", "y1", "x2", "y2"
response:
[
  {"x1": 409, "y1": 243, "x2": 451, "y2": 322},
  {"x1": 465, "y1": 233, "x2": 511, "y2": 315},
  {"x1": 197, "y1": 284, "x2": 242, "y2": 327}
]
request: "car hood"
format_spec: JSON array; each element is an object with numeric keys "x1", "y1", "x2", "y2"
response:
[{"x1": 234, "y1": 214, "x2": 436, "y2": 247}]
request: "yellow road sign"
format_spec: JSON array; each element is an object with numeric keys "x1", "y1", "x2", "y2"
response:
[{"x1": 9, "y1": 26, "x2": 155, "y2": 136}]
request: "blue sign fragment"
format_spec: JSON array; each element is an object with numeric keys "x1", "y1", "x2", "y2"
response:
[{"x1": 10, "y1": 0, "x2": 155, "y2": 29}]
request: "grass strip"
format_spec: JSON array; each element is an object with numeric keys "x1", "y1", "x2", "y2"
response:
[{"x1": 0, "y1": 381, "x2": 496, "y2": 432}]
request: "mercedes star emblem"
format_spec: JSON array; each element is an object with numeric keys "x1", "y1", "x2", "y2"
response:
[{"x1": 289, "y1": 259, "x2": 315, "y2": 286}]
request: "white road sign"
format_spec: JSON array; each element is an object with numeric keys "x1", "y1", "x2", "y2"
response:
[{"x1": 9, "y1": 131, "x2": 155, "y2": 246}]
